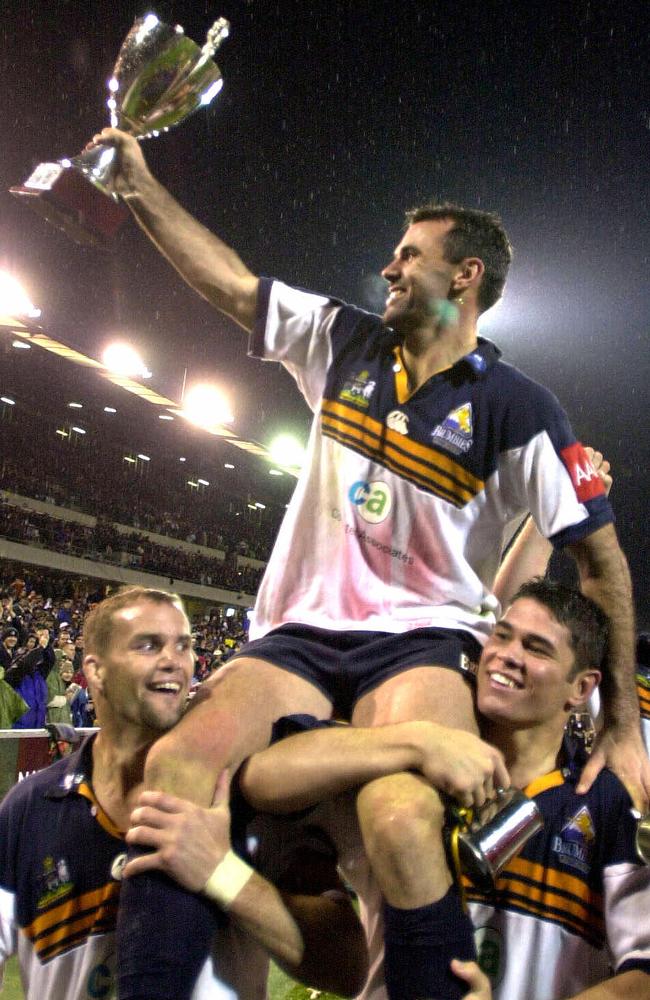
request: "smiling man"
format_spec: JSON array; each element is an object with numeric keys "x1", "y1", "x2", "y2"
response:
[
  {"x1": 86, "y1": 127, "x2": 648, "y2": 1000},
  {"x1": 0, "y1": 587, "x2": 366, "y2": 1000}
]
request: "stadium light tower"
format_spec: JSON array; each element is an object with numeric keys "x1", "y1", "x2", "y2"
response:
[
  {"x1": 268, "y1": 433, "x2": 305, "y2": 470},
  {"x1": 102, "y1": 342, "x2": 152, "y2": 379},
  {"x1": 0, "y1": 271, "x2": 41, "y2": 320},
  {"x1": 182, "y1": 383, "x2": 234, "y2": 429}
]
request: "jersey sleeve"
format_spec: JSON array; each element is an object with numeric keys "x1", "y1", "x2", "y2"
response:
[
  {"x1": 247, "y1": 278, "x2": 341, "y2": 411},
  {"x1": 0, "y1": 791, "x2": 20, "y2": 967},
  {"x1": 596, "y1": 773, "x2": 650, "y2": 977},
  {"x1": 495, "y1": 374, "x2": 614, "y2": 548}
]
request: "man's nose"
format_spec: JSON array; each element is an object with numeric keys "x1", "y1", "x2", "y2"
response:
[{"x1": 381, "y1": 258, "x2": 399, "y2": 281}]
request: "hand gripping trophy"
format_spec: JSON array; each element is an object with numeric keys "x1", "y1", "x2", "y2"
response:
[{"x1": 10, "y1": 13, "x2": 230, "y2": 247}]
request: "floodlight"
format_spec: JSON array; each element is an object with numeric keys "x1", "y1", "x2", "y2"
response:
[
  {"x1": 102, "y1": 342, "x2": 152, "y2": 379},
  {"x1": 0, "y1": 272, "x2": 41, "y2": 319},
  {"x1": 269, "y1": 434, "x2": 305, "y2": 469},
  {"x1": 182, "y1": 383, "x2": 234, "y2": 428}
]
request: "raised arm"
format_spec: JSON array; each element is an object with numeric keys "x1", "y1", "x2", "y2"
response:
[{"x1": 88, "y1": 128, "x2": 259, "y2": 331}]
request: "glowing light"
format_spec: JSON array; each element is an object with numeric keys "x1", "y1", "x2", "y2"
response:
[
  {"x1": 269, "y1": 468, "x2": 283, "y2": 476},
  {"x1": 136, "y1": 13, "x2": 159, "y2": 45},
  {"x1": 182, "y1": 384, "x2": 233, "y2": 429},
  {"x1": 197, "y1": 478, "x2": 210, "y2": 486},
  {"x1": 224, "y1": 463, "x2": 234, "y2": 469},
  {"x1": 137, "y1": 453, "x2": 150, "y2": 462},
  {"x1": 71, "y1": 426, "x2": 86, "y2": 435},
  {"x1": 68, "y1": 402, "x2": 83, "y2": 409},
  {"x1": 60, "y1": 158, "x2": 72, "y2": 169},
  {"x1": 102, "y1": 342, "x2": 152, "y2": 380},
  {"x1": 12, "y1": 340, "x2": 30, "y2": 349},
  {"x1": 179, "y1": 457, "x2": 186, "y2": 462},
  {"x1": 0, "y1": 272, "x2": 41, "y2": 319},
  {"x1": 159, "y1": 414, "x2": 174, "y2": 421},
  {"x1": 254, "y1": 502, "x2": 266, "y2": 509},
  {"x1": 104, "y1": 406, "x2": 117, "y2": 413},
  {"x1": 108, "y1": 77, "x2": 119, "y2": 93},
  {"x1": 187, "y1": 480, "x2": 199, "y2": 488},
  {"x1": 124, "y1": 456, "x2": 136, "y2": 464},
  {"x1": 268, "y1": 434, "x2": 305, "y2": 470},
  {"x1": 1, "y1": 397, "x2": 16, "y2": 405},
  {"x1": 56, "y1": 429, "x2": 68, "y2": 437}
]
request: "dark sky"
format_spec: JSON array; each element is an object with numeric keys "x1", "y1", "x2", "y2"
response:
[{"x1": 1, "y1": 1, "x2": 648, "y2": 623}]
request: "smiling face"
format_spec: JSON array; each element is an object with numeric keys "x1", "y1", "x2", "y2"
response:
[
  {"x1": 85, "y1": 598, "x2": 194, "y2": 736},
  {"x1": 381, "y1": 218, "x2": 460, "y2": 332},
  {"x1": 476, "y1": 597, "x2": 599, "y2": 732}
]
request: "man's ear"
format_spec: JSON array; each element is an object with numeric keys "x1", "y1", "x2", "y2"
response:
[
  {"x1": 451, "y1": 257, "x2": 484, "y2": 295},
  {"x1": 567, "y1": 668, "x2": 601, "y2": 709},
  {"x1": 82, "y1": 653, "x2": 103, "y2": 696}
]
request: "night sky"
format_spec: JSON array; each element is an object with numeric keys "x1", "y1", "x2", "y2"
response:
[{"x1": 1, "y1": 1, "x2": 648, "y2": 624}]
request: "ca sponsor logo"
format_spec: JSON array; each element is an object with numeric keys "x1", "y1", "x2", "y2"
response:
[
  {"x1": 386, "y1": 409, "x2": 409, "y2": 435},
  {"x1": 348, "y1": 479, "x2": 392, "y2": 524}
]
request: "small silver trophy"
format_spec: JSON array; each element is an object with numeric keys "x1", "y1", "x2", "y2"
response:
[
  {"x1": 450, "y1": 788, "x2": 544, "y2": 891},
  {"x1": 10, "y1": 14, "x2": 230, "y2": 247}
]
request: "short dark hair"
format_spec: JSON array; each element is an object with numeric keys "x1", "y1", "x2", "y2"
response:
[
  {"x1": 511, "y1": 578, "x2": 609, "y2": 679},
  {"x1": 405, "y1": 202, "x2": 513, "y2": 313},
  {"x1": 84, "y1": 586, "x2": 186, "y2": 657}
]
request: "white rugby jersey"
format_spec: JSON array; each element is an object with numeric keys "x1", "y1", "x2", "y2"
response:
[
  {"x1": 248, "y1": 280, "x2": 613, "y2": 643},
  {"x1": 465, "y1": 752, "x2": 650, "y2": 999},
  {"x1": 0, "y1": 738, "x2": 269, "y2": 1000}
]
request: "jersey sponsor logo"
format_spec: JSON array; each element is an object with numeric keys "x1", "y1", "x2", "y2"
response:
[
  {"x1": 431, "y1": 403, "x2": 473, "y2": 455},
  {"x1": 339, "y1": 369, "x2": 376, "y2": 408},
  {"x1": 560, "y1": 443, "x2": 605, "y2": 502},
  {"x1": 552, "y1": 805, "x2": 595, "y2": 873},
  {"x1": 37, "y1": 854, "x2": 74, "y2": 909},
  {"x1": 88, "y1": 962, "x2": 114, "y2": 999},
  {"x1": 348, "y1": 479, "x2": 392, "y2": 524},
  {"x1": 386, "y1": 409, "x2": 409, "y2": 435}
]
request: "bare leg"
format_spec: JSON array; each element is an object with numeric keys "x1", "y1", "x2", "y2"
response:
[
  {"x1": 144, "y1": 656, "x2": 334, "y2": 802},
  {"x1": 353, "y1": 666, "x2": 478, "y2": 1000},
  {"x1": 118, "y1": 657, "x2": 332, "y2": 1000}
]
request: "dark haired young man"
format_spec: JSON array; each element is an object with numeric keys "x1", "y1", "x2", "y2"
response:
[{"x1": 87, "y1": 128, "x2": 647, "y2": 1000}]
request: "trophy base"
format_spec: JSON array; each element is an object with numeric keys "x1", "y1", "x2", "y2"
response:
[{"x1": 10, "y1": 161, "x2": 128, "y2": 248}]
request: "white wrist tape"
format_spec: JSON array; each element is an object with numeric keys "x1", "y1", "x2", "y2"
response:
[{"x1": 203, "y1": 850, "x2": 254, "y2": 910}]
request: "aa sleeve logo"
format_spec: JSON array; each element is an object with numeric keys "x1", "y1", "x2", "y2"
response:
[{"x1": 561, "y1": 443, "x2": 606, "y2": 502}]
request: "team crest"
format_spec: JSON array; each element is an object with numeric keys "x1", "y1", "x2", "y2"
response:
[
  {"x1": 339, "y1": 369, "x2": 376, "y2": 408},
  {"x1": 37, "y1": 855, "x2": 74, "y2": 909},
  {"x1": 386, "y1": 409, "x2": 409, "y2": 435},
  {"x1": 431, "y1": 403, "x2": 473, "y2": 454},
  {"x1": 552, "y1": 805, "x2": 596, "y2": 873}
]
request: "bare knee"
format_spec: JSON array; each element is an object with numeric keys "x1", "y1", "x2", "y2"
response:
[{"x1": 357, "y1": 772, "x2": 445, "y2": 859}]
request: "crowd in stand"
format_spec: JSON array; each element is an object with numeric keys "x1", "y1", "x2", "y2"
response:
[
  {"x1": 0, "y1": 413, "x2": 285, "y2": 562},
  {"x1": 0, "y1": 570, "x2": 249, "y2": 729},
  {"x1": 0, "y1": 500, "x2": 265, "y2": 593}
]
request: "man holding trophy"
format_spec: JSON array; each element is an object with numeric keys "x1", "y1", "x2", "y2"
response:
[{"x1": 10, "y1": 11, "x2": 648, "y2": 997}]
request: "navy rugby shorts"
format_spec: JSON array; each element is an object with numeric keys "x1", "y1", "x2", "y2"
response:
[{"x1": 230, "y1": 624, "x2": 480, "y2": 719}]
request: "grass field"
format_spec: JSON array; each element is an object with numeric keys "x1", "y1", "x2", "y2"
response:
[{"x1": 2, "y1": 957, "x2": 341, "y2": 1000}]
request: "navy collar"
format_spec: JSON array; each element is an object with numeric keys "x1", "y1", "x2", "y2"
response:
[{"x1": 45, "y1": 733, "x2": 97, "y2": 799}]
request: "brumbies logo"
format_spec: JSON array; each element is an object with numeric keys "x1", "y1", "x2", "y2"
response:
[
  {"x1": 339, "y1": 369, "x2": 376, "y2": 408},
  {"x1": 37, "y1": 855, "x2": 74, "y2": 909},
  {"x1": 431, "y1": 403, "x2": 473, "y2": 455},
  {"x1": 552, "y1": 805, "x2": 596, "y2": 873},
  {"x1": 386, "y1": 409, "x2": 409, "y2": 435}
]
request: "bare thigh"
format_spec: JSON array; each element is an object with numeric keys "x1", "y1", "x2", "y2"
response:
[
  {"x1": 351, "y1": 664, "x2": 478, "y2": 733},
  {"x1": 144, "y1": 656, "x2": 333, "y2": 803}
]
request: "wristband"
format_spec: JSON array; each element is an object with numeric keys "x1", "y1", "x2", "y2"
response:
[{"x1": 203, "y1": 850, "x2": 254, "y2": 910}]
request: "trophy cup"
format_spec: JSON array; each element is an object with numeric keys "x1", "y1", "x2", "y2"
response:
[{"x1": 10, "y1": 13, "x2": 230, "y2": 248}]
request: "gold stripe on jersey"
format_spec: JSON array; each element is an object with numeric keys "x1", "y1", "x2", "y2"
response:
[
  {"x1": 392, "y1": 346, "x2": 453, "y2": 405},
  {"x1": 321, "y1": 399, "x2": 484, "y2": 506},
  {"x1": 637, "y1": 682, "x2": 650, "y2": 719},
  {"x1": 465, "y1": 855, "x2": 604, "y2": 945},
  {"x1": 24, "y1": 883, "x2": 120, "y2": 961}
]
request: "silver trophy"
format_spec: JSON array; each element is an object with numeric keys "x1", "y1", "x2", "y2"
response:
[
  {"x1": 451, "y1": 788, "x2": 544, "y2": 891},
  {"x1": 10, "y1": 13, "x2": 230, "y2": 247}
]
